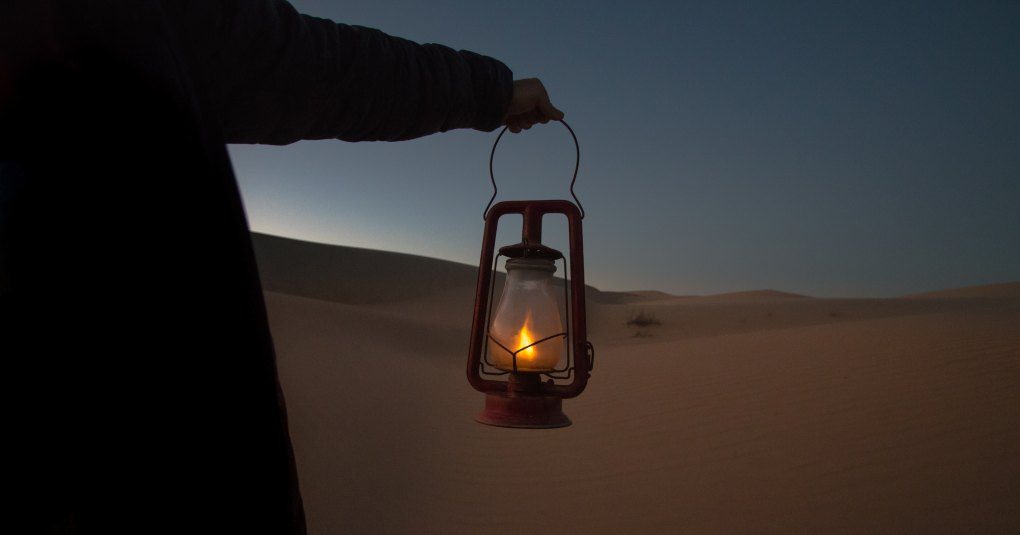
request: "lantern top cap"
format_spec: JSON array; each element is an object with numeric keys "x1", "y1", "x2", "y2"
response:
[
  {"x1": 505, "y1": 257, "x2": 557, "y2": 273},
  {"x1": 498, "y1": 242, "x2": 564, "y2": 262}
]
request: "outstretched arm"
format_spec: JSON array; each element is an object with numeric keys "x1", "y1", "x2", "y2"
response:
[{"x1": 163, "y1": 0, "x2": 517, "y2": 144}]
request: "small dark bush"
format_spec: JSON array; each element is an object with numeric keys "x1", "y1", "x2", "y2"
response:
[{"x1": 627, "y1": 309, "x2": 662, "y2": 328}]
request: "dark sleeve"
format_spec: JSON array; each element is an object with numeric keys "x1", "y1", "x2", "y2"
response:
[{"x1": 162, "y1": 0, "x2": 514, "y2": 144}]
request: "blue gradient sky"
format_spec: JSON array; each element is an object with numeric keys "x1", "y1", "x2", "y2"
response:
[{"x1": 228, "y1": 0, "x2": 1019, "y2": 297}]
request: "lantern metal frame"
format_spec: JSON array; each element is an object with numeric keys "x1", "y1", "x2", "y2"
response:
[
  {"x1": 481, "y1": 255, "x2": 570, "y2": 378},
  {"x1": 466, "y1": 120, "x2": 594, "y2": 428}
]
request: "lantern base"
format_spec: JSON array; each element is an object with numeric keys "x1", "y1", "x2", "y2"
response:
[{"x1": 475, "y1": 393, "x2": 571, "y2": 429}]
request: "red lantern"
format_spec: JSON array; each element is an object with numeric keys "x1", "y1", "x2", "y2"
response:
[{"x1": 466, "y1": 121, "x2": 594, "y2": 428}]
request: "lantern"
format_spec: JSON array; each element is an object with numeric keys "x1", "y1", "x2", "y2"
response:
[{"x1": 466, "y1": 121, "x2": 594, "y2": 428}]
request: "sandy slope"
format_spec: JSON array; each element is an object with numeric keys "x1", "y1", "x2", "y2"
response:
[
  {"x1": 900, "y1": 282, "x2": 1020, "y2": 300},
  {"x1": 254, "y1": 234, "x2": 1020, "y2": 533}
]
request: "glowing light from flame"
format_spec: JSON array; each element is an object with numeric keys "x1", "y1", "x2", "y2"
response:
[{"x1": 516, "y1": 313, "x2": 537, "y2": 362}]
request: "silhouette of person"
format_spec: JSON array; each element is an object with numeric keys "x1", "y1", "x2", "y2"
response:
[{"x1": 1, "y1": 1, "x2": 562, "y2": 532}]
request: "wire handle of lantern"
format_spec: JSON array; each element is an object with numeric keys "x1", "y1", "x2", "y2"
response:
[{"x1": 485, "y1": 119, "x2": 584, "y2": 220}]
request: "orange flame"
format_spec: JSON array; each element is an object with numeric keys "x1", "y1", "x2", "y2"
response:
[{"x1": 516, "y1": 313, "x2": 537, "y2": 362}]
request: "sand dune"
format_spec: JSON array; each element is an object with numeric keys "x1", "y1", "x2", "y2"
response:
[
  {"x1": 901, "y1": 281, "x2": 1020, "y2": 300},
  {"x1": 254, "y1": 233, "x2": 1020, "y2": 534},
  {"x1": 592, "y1": 288, "x2": 810, "y2": 305},
  {"x1": 589, "y1": 289, "x2": 689, "y2": 304},
  {"x1": 252, "y1": 232, "x2": 479, "y2": 305},
  {"x1": 252, "y1": 232, "x2": 611, "y2": 307},
  {"x1": 692, "y1": 289, "x2": 810, "y2": 301}
]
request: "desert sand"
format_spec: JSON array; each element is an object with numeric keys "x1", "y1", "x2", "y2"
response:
[{"x1": 252, "y1": 232, "x2": 1020, "y2": 533}]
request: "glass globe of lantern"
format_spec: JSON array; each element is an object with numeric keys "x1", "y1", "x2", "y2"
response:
[{"x1": 487, "y1": 257, "x2": 565, "y2": 372}]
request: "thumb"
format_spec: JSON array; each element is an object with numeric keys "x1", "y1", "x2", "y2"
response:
[{"x1": 538, "y1": 98, "x2": 565, "y2": 121}]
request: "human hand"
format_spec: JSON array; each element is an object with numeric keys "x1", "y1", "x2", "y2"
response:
[{"x1": 505, "y1": 78, "x2": 564, "y2": 133}]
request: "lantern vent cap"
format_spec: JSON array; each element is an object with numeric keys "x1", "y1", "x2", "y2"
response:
[{"x1": 498, "y1": 242, "x2": 563, "y2": 262}]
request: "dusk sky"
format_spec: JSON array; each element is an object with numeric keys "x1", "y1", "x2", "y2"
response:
[{"x1": 228, "y1": 0, "x2": 1019, "y2": 297}]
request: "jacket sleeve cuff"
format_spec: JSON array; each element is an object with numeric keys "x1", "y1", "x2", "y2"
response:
[{"x1": 461, "y1": 50, "x2": 513, "y2": 132}]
